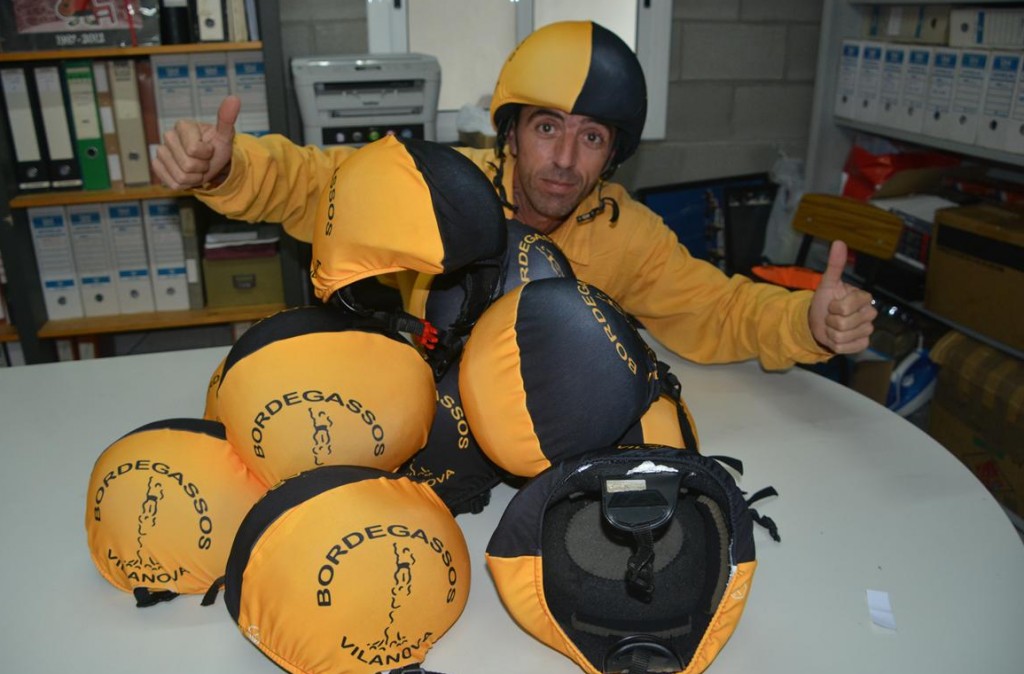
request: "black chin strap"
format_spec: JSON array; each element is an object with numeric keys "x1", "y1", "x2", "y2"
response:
[{"x1": 133, "y1": 587, "x2": 178, "y2": 608}]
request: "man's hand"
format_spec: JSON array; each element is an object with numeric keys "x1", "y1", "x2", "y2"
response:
[
  {"x1": 808, "y1": 240, "x2": 878, "y2": 354},
  {"x1": 152, "y1": 95, "x2": 240, "y2": 190}
]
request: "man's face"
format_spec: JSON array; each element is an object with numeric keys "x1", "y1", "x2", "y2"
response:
[{"x1": 508, "y1": 106, "x2": 615, "y2": 234}]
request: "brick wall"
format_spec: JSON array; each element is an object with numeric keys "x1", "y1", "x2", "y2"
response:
[{"x1": 276, "y1": 0, "x2": 822, "y2": 191}]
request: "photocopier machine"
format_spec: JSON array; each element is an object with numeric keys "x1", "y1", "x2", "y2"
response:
[{"x1": 291, "y1": 53, "x2": 441, "y2": 147}]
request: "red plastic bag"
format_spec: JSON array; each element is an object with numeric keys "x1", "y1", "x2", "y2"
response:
[{"x1": 841, "y1": 143, "x2": 960, "y2": 202}]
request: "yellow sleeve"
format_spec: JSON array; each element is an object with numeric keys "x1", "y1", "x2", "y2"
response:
[
  {"x1": 192, "y1": 134, "x2": 358, "y2": 243},
  {"x1": 574, "y1": 193, "x2": 832, "y2": 370}
]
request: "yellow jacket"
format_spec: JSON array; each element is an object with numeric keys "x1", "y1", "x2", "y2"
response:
[{"x1": 195, "y1": 134, "x2": 830, "y2": 370}]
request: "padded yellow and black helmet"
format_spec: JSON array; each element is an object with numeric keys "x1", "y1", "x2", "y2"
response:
[
  {"x1": 491, "y1": 20, "x2": 648, "y2": 169},
  {"x1": 487, "y1": 445, "x2": 768, "y2": 674}
]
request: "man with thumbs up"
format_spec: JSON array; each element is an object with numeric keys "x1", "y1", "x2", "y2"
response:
[{"x1": 153, "y1": 22, "x2": 876, "y2": 370}]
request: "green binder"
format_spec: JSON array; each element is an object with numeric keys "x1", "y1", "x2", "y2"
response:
[{"x1": 62, "y1": 60, "x2": 111, "y2": 191}]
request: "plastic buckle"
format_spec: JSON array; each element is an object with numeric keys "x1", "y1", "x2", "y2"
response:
[
  {"x1": 604, "y1": 636, "x2": 682, "y2": 673},
  {"x1": 415, "y1": 320, "x2": 439, "y2": 350},
  {"x1": 601, "y1": 472, "x2": 683, "y2": 533}
]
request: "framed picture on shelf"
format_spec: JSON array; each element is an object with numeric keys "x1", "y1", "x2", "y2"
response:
[{"x1": 0, "y1": 0, "x2": 161, "y2": 51}]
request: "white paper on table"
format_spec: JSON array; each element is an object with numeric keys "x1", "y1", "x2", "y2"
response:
[{"x1": 867, "y1": 589, "x2": 897, "y2": 631}]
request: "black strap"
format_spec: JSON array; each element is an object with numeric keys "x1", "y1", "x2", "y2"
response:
[
  {"x1": 133, "y1": 587, "x2": 178, "y2": 608},
  {"x1": 746, "y1": 486, "x2": 782, "y2": 542},
  {"x1": 625, "y1": 527, "x2": 656, "y2": 602},
  {"x1": 628, "y1": 648, "x2": 652, "y2": 674},
  {"x1": 201, "y1": 576, "x2": 225, "y2": 607},
  {"x1": 708, "y1": 454, "x2": 744, "y2": 475},
  {"x1": 657, "y1": 363, "x2": 700, "y2": 451}
]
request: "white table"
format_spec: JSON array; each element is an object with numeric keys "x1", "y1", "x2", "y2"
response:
[{"x1": 1, "y1": 343, "x2": 1022, "y2": 673}]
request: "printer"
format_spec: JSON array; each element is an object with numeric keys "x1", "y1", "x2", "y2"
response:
[{"x1": 291, "y1": 54, "x2": 441, "y2": 147}]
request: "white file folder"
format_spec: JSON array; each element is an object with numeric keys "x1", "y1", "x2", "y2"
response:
[
  {"x1": 150, "y1": 54, "x2": 198, "y2": 138},
  {"x1": 834, "y1": 40, "x2": 862, "y2": 120},
  {"x1": 922, "y1": 48, "x2": 960, "y2": 140},
  {"x1": 67, "y1": 203, "x2": 121, "y2": 317},
  {"x1": 27, "y1": 206, "x2": 84, "y2": 320},
  {"x1": 228, "y1": 51, "x2": 270, "y2": 136},
  {"x1": 895, "y1": 47, "x2": 933, "y2": 133},
  {"x1": 877, "y1": 44, "x2": 909, "y2": 130},
  {"x1": 947, "y1": 50, "x2": 989, "y2": 145},
  {"x1": 142, "y1": 199, "x2": 190, "y2": 311},
  {"x1": 190, "y1": 51, "x2": 231, "y2": 126},
  {"x1": 107, "y1": 201, "x2": 157, "y2": 314},
  {"x1": 977, "y1": 52, "x2": 1023, "y2": 151},
  {"x1": 853, "y1": 41, "x2": 885, "y2": 123}
]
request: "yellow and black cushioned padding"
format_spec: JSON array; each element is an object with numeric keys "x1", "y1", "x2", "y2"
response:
[
  {"x1": 486, "y1": 445, "x2": 757, "y2": 674},
  {"x1": 203, "y1": 356, "x2": 226, "y2": 422},
  {"x1": 402, "y1": 222, "x2": 573, "y2": 512},
  {"x1": 617, "y1": 361, "x2": 700, "y2": 451},
  {"x1": 223, "y1": 465, "x2": 471, "y2": 674},
  {"x1": 418, "y1": 219, "x2": 574, "y2": 334},
  {"x1": 216, "y1": 305, "x2": 435, "y2": 487},
  {"x1": 311, "y1": 135, "x2": 506, "y2": 304},
  {"x1": 491, "y1": 21, "x2": 648, "y2": 166},
  {"x1": 459, "y1": 278, "x2": 660, "y2": 477},
  {"x1": 85, "y1": 418, "x2": 267, "y2": 604},
  {"x1": 400, "y1": 359, "x2": 502, "y2": 516}
]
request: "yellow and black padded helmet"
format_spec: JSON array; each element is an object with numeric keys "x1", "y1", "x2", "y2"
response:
[
  {"x1": 402, "y1": 221, "x2": 575, "y2": 515},
  {"x1": 215, "y1": 305, "x2": 436, "y2": 488},
  {"x1": 459, "y1": 278, "x2": 661, "y2": 478},
  {"x1": 218, "y1": 465, "x2": 471, "y2": 674},
  {"x1": 491, "y1": 21, "x2": 648, "y2": 173},
  {"x1": 85, "y1": 419, "x2": 267, "y2": 607},
  {"x1": 311, "y1": 135, "x2": 507, "y2": 377},
  {"x1": 487, "y1": 445, "x2": 768, "y2": 674}
]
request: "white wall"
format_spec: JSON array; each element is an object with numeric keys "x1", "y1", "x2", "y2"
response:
[{"x1": 275, "y1": 0, "x2": 822, "y2": 191}]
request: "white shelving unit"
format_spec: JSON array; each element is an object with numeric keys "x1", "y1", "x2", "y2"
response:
[{"x1": 805, "y1": 0, "x2": 1024, "y2": 195}]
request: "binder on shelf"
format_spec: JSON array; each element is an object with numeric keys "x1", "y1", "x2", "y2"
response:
[
  {"x1": 861, "y1": 5, "x2": 950, "y2": 45},
  {"x1": 244, "y1": 0, "x2": 260, "y2": 40},
  {"x1": 67, "y1": 203, "x2": 121, "y2": 317},
  {"x1": 877, "y1": 44, "x2": 908, "y2": 131},
  {"x1": 0, "y1": 67, "x2": 50, "y2": 191},
  {"x1": 834, "y1": 40, "x2": 862, "y2": 120},
  {"x1": 27, "y1": 206, "x2": 84, "y2": 321},
  {"x1": 160, "y1": 0, "x2": 194, "y2": 45},
  {"x1": 107, "y1": 202, "x2": 157, "y2": 314},
  {"x1": 179, "y1": 201, "x2": 205, "y2": 309},
  {"x1": 1007, "y1": 59, "x2": 1024, "y2": 155},
  {"x1": 107, "y1": 60, "x2": 152, "y2": 187},
  {"x1": 91, "y1": 62, "x2": 124, "y2": 190},
  {"x1": 135, "y1": 59, "x2": 164, "y2": 185},
  {"x1": 196, "y1": 0, "x2": 227, "y2": 42},
  {"x1": 32, "y1": 65, "x2": 83, "y2": 190},
  {"x1": 226, "y1": 0, "x2": 249, "y2": 42},
  {"x1": 151, "y1": 54, "x2": 198, "y2": 139},
  {"x1": 977, "y1": 53, "x2": 1023, "y2": 152},
  {"x1": 191, "y1": 52, "x2": 231, "y2": 126},
  {"x1": 921, "y1": 48, "x2": 959, "y2": 141},
  {"x1": 228, "y1": 51, "x2": 270, "y2": 136},
  {"x1": 949, "y1": 8, "x2": 1024, "y2": 51},
  {"x1": 895, "y1": 46, "x2": 933, "y2": 134},
  {"x1": 62, "y1": 60, "x2": 111, "y2": 191},
  {"x1": 853, "y1": 41, "x2": 885, "y2": 124},
  {"x1": 142, "y1": 199, "x2": 191, "y2": 311},
  {"x1": 947, "y1": 50, "x2": 989, "y2": 145}
]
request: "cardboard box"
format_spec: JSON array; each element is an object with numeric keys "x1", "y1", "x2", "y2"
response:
[
  {"x1": 202, "y1": 254, "x2": 284, "y2": 308},
  {"x1": 925, "y1": 204, "x2": 1024, "y2": 352},
  {"x1": 928, "y1": 331, "x2": 1024, "y2": 518}
]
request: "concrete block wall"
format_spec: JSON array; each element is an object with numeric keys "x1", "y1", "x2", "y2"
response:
[{"x1": 274, "y1": 0, "x2": 822, "y2": 191}]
